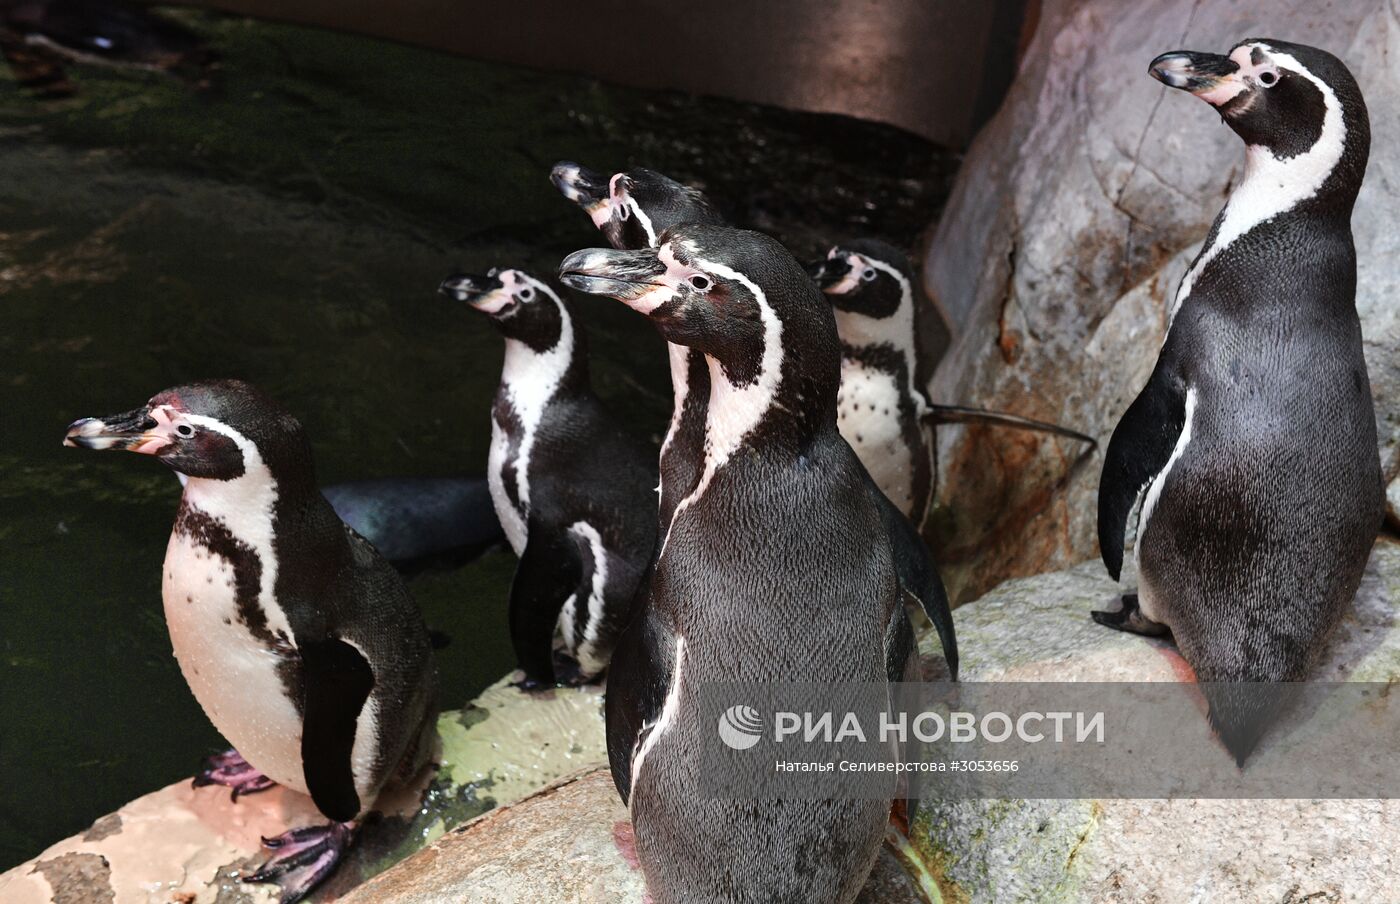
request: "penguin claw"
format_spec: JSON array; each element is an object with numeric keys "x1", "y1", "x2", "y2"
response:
[
  {"x1": 245, "y1": 822, "x2": 353, "y2": 904},
  {"x1": 192, "y1": 748, "x2": 278, "y2": 801}
]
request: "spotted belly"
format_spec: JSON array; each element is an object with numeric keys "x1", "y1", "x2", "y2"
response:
[
  {"x1": 162, "y1": 532, "x2": 307, "y2": 795},
  {"x1": 837, "y1": 364, "x2": 917, "y2": 516}
]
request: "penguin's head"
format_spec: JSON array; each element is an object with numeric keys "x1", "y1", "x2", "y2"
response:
[
  {"x1": 806, "y1": 239, "x2": 913, "y2": 320},
  {"x1": 550, "y1": 162, "x2": 722, "y2": 251},
  {"x1": 1149, "y1": 39, "x2": 1368, "y2": 195},
  {"x1": 64, "y1": 380, "x2": 308, "y2": 484},
  {"x1": 560, "y1": 224, "x2": 839, "y2": 427},
  {"x1": 439, "y1": 268, "x2": 573, "y2": 353}
]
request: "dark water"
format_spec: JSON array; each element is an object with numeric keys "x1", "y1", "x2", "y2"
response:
[{"x1": 0, "y1": 10, "x2": 955, "y2": 870}]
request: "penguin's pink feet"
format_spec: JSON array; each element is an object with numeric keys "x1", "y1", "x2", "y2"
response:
[
  {"x1": 192, "y1": 748, "x2": 277, "y2": 801},
  {"x1": 245, "y1": 821, "x2": 354, "y2": 904}
]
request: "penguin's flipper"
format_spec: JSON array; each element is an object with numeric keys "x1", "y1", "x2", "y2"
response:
[
  {"x1": 1090, "y1": 593, "x2": 1170, "y2": 637},
  {"x1": 1097, "y1": 358, "x2": 1188, "y2": 580},
  {"x1": 923, "y1": 404, "x2": 1097, "y2": 448},
  {"x1": 605, "y1": 593, "x2": 675, "y2": 805},
  {"x1": 509, "y1": 519, "x2": 582, "y2": 690},
  {"x1": 299, "y1": 637, "x2": 375, "y2": 823},
  {"x1": 875, "y1": 487, "x2": 959, "y2": 680}
]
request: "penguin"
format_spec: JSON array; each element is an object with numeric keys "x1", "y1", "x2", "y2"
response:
[
  {"x1": 64, "y1": 380, "x2": 438, "y2": 903},
  {"x1": 0, "y1": 0, "x2": 216, "y2": 97},
  {"x1": 550, "y1": 162, "x2": 724, "y2": 541},
  {"x1": 561, "y1": 224, "x2": 910, "y2": 904},
  {"x1": 438, "y1": 267, "x2": 657, "y2": 688},
  {"x1": 807, "y1": 240, "x2": 1097, "y2": 529},
  {"x1": 320, "y1": 476, "x2": 503, "y2": 575},
  {"x1": 551, "y1": 163, "x2": 959, "y2": 679},
  {"x1": 1096, "y1": 40, "x2": 1383, "y2": 764}
]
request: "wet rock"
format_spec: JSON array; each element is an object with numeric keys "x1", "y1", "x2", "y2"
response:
[
  {"x1": 340, "y1": 768, "x2": 925, "y2": 904},
  {"x1": 80, "y1": 815, "x2": 122, "y2": 844},
  {"x1": 913, "y1": 539, "x2": 1400, "y2": 902},
  {"x1": 0, "y1": 678, "x2": 607, "y2": 904},
  {"x1": 922, "y1": 0, "x2": 1400, "y2": 602},
  {"x1": 30, "y1": 852, "x2": 114, "y2": 904}
]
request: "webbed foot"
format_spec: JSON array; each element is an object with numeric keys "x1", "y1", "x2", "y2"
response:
[
  {"x1": 245, "y1": 821, "x2": 354, "y2": 904},
  {"x1": 192, "y1": 748, "x2": 276, "y2": 801},
  {"x1": 1091, "y1": 593, "x2": 1171, "y2": 637}
]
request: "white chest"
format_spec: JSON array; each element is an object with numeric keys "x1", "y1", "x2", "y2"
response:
[
  {"x1": 487, "y1": 407, "x2": 529, "y2": 556},
  {"x1": 488, "y1": 319, "x2": 574, "y2": 557},
  {"x1": 162, "y1": 530, "x2": 307, "y2": 794}
]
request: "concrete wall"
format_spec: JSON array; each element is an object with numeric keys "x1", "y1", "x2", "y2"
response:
[{"x1": 176, "y1": 0, "x2": 1023, "y2": 147}]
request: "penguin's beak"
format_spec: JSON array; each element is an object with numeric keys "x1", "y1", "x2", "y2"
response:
[
  {"x1": 1149, "y1": 50, "x2": 1242, "y2": 105},
  {"x1": 64, "y1": 407, "x2": 166, "y2": 454},
  {"x1": 559, "y1": 248, "x2": 668, "y2": 305},
  {"x1": 550, "y1": 162, "x2": 611, "y2": 211},
  {"x1": 805, "y1": 257, "x2": 844, "y2": 290},
  {"x1": 439, "y1": 271, "x2": 504, "y2": 305}
]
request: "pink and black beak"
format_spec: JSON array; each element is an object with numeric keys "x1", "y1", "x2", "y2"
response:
[
  {"x1": 1149, "y1": 50, "x2": 1241, "y2": 102},
  {"x1": 550, "y1": 161, "x2": 610, "y2": 210},
  {"x1": 438, "y1": 271, "x2": 503, "y2": 305},
  {"x1": 805, "y1": 255, "x2": 846, "y2": 291},
  {"x1": 558, "y1": 247, "x2": 666, "y2": 304},
  {"x1": 64, "y1": 407, "x2": 166, "y2": 454}
]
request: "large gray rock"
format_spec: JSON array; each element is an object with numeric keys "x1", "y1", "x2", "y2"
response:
[
  {"x1": 913, "y1": 539, "x2": 1400, "y2": 902},
  {"x1": 341, "y1": 768, "x2": 927, "y2": 904},
  {"x1": 922, "y1": 0, "x2": 1400, "y2": 602}
]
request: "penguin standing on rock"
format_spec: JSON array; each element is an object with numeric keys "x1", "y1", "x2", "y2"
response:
[
  {"x1": 1097, "y1": 40, "x2": 1383, "y2": 763},
  {"x1": 65, "y1": 380, "x2": 438, "y2": 903},
  {"x1": 439, "y1": 267, "x2": 657, "y2": 688},
  {"x1": 562, "y1": 225, "x2": 907, "y2": 904},
  {"x1": 551, "y1": 162, "x2": 959, "y2": 679},
  {"x1": 807, "y1": 240, "x2": 1096, "y2": 529}
]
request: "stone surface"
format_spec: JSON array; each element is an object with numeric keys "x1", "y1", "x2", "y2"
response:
[
  {"x1": 913, "y1": 539, "x2": 1400, "y2": 903},
  {"x1": 341, "y1": 767, "x2": 926, "y2": 904},
  {"x1": 0, "y1": 678, "x2": 606, "y2": 904},
  {"x1": 7, "y1": 537, "x2": 1395, "y2": 903},
  {"x1": 921, "y1": 0, "x2": 1400, "y2": 602}
]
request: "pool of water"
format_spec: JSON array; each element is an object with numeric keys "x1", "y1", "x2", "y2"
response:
[{"x1": 0, "y1": 9, "x2": 955, "y2": 869}]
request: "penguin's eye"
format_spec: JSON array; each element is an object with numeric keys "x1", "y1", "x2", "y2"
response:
[
  {"x1": 1258, "y1": 70, "x2": 1278, "y2": 87},
  {"x1": 175, "y1": 424, "x2": 195, "y2": 438},
  {"x1": 618, "y1": 203, "x2": 631, "y2": 221},
  {"x1": 689, "y1": 274, "x2": 712, "y2": 292},
  {"x1": 518, "y1": 286, "x2": 535, "y2": 302},
  {"x1": 860, "y1": 268, "x2": 877, "y2": 282}
]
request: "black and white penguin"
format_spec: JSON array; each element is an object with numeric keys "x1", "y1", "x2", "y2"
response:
[
  {"x1": 551, "y1": 163, "x2": 959, "y2": 679},
  {"x1": 550, "y1": 162, "x2": 723, "y2": 542},
  {"x1": 1097, "y1": 40, "x2": 1383, "y2": 763},
  {"x1": 807, "y1": 240, "x2": 1097, "y2": 529},
  {"x1": 438, "y1": 267, "x2": 657, "y2": 688},
  {"x1": 65, "y1": 380, "x2": 437, "y2": 902},
  {"x1": 561, "y1": 225, "x2": 908, "y2": 904}
]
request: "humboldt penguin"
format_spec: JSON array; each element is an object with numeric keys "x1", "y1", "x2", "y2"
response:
[
  {"x1": 807, "y1": 240, "x2": 1096, "y2": 529},
  {"x1": 561, "y1": 224, "x2": 907, "y2": 904},
  {"x1": 65, "y1": 380, "x2": 438, "y2": 902},
  {"x1": 439, "y1": 267, "x2": 657, "y2": 688},
  {"x1": 551, "y1": 162, "x2": 958, "y2": 679},
  {"x1": 1097, "y1": 39, "x2": 1383, "y2": 763}
]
